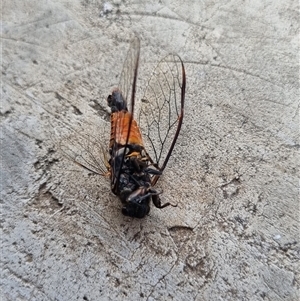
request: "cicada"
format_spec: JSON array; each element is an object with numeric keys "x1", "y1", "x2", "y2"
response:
[
  {"x1": 64, "y1": 37, "x2": 186, "y2": 218},
  {"x1": 106, "y1": 37, "x2": 186, "y2": 218}
]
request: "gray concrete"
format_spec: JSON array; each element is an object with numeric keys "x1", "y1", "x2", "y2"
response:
[{"x1": 1, "y1": 1, "x2": 299, "y2": 300}]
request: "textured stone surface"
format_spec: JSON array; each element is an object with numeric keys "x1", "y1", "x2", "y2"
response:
[{"x1": 1, "y1": 1, "x2": 299, "y2": 300}]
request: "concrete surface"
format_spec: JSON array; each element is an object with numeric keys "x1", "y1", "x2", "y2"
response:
[{"x1": 1, "y1": 0, "x2": 299, "y2": 300}]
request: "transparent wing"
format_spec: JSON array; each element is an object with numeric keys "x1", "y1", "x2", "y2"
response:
[
  {"x1": 110, "y1": 37, "x2": 140, "y2": 191},
  {"x1": 56, "y1": 121, "x2": 110, "y2": 176},
  {"x1": 56, "y1": 38, "x2": 140, "y2": 179},
  {"x1": 118, "y1": 36, "x2": 140, "y2": 114},
  {"x1": 138, "y1": 54, "x2": 186, "y2": 181}
]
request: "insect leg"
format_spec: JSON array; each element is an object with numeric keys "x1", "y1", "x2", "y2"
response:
[{"x1": 151, "y1": 191, "x2": 177, "y2": 209}]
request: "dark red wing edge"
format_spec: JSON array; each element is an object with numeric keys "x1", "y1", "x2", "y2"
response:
[{"x1": 151, "y1": 55, "x2": 186, "y2": 186}]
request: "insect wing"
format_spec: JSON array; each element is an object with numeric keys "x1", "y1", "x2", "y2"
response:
[
  {"x1": 57, "y1": 123, "x2": 110, "y2": 177},
  {"x1": 138, "y1": 54, "x2": 186, "y2": 185},
  {"x1": 110, "y1": 37, "x2": 140, "y2": 192},
  {"x1": 118, "y1": 36, "x2": 140, "y2": 113}
]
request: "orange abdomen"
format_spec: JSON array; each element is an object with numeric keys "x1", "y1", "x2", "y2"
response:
[{"x1": 110, "y1": 111, "x2": 144, "y2": 148}]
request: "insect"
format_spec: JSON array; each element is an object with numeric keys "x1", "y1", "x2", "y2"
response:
[
  {"x1": 63, "y1": 37, "x2": 186, "y2": 218},
  {"x1": 106, "y1": 37, "x2": 186, "y2": 218}
]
